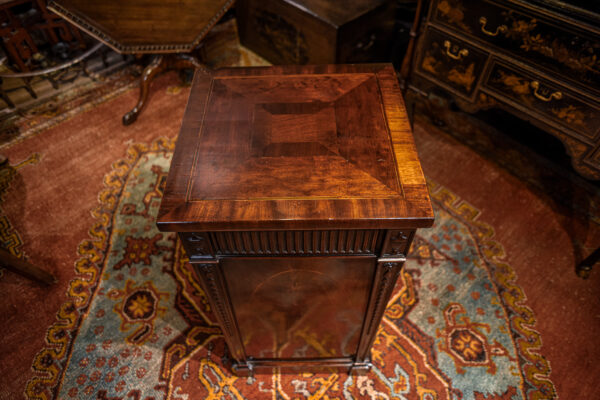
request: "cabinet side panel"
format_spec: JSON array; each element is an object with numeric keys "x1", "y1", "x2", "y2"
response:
[
  {"x1": 221, "y1": 256, "x2": 376, "y2": 359},
  {"x1": 237, "y1": 0, "x2": 335, "y2": 64}
]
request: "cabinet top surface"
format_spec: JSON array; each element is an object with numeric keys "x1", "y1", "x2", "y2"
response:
[{"x1": 157, "y1": 64, "x2": 433, "y2": 231}]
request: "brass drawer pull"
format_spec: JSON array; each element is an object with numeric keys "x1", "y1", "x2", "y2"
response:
[
  {"x1": 443, "y1": 40, "x2": 469, "y2": 60},
  {"x1": 479, "y1": 17, "x2": 507, "y2": 36},
  {"x1": 530, "y1": 81, "x2": 563, "y2": 101},
  {"x1": 355, "y1": 33, "x2": 376, "y2": 51}
]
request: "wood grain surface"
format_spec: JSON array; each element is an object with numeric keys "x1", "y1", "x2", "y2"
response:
[
  {"x1": 48, "y1": 0, "x2": 233, "y2": 53},
  {"x1": 158, "y1": 64, "x2": 434, "y2": 231}
]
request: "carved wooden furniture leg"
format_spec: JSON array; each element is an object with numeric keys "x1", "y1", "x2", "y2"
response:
[
  {"x1": 0, "y1": 78, "x2": 16, "y2": 109},
  {"x1": 576, "y1": 246, "x2": 600, "y2": 279},
  {"x1": 122, "y1": 54, "x2": 210, "y2": 126},
  {"x1": 0, "y1": 248, "x2": 57, "y2": 285},
  {"x1": 170, "y1": 53, "x2": 212, "y2": 74},
  {"x1": 122, "y1": 55, "x2": 167, "y2": 126}
]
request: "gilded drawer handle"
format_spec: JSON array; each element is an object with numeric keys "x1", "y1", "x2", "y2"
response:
[
  {"x1": 530, "y1": 81, "x2": 563, "y2": 102},
  {"x1": 443, "y1": 40, "x2": 469, "y2": 60},
  {"x1": 356, "y1": 33, "x2": 376, "y2": 51},
  {"x1": 479, "y1": 17, "x2": 507, "y2": 36}
]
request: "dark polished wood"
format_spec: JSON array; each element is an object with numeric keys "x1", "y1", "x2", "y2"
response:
[
  {"x1": 158, "y1": 65, "x2": 433, "y2": 231},
  {"x1": 47, "y1": 0, "x2": 233, "y2": 53},
  {"x1": 121, "y1": 53, "x2": 210, "y2": 125},
  {"x1": 576, "y1": 246, "x2": 600, "y2": 279},
  {"x1": 402, "y1": 0, "x2": 600, "y2": 180},
  {"x1": 48, "y1": 0, "x2": 232, "y2": 125},
  {"x1": 157, "y1": 64, "x2": 434, "y2": 374},
  {"x1": 236, "y1": 0, "x2": 396, "y2": 65},
  {"x1": 222, "y1": 256, "x2": 374, "y2": 359},
  {"x1": 0, "y1": 248, "x2": 56, "y2": 285}
]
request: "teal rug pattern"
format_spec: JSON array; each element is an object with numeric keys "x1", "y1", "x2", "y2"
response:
[{"x1": 26, "y1": 138, "x2": 556, "y2": 400}]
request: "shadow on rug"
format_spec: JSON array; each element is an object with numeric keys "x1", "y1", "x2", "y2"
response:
[{"x1": 26, "y1": 138, "x2": 556, "y2": 400}]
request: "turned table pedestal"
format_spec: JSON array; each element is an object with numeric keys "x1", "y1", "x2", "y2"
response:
[{"x1": 157, "y1": 64, "x2": 434, "y2": 374}]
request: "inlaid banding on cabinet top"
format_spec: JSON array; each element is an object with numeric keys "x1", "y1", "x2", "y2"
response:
[
  {"x1": 206, "y1": 230, "x2": 384, "y2": 256},
  {"x1": 188, "y1": 73, "x2": 401, "y2": 201},
  {"x1": 157, "y1": 64, "x2": 434, "y2": 231}
]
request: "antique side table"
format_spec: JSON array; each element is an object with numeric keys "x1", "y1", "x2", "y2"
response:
[
  {"x1": 48, "y1": 0, "x2": 233, "y2": 125},
  {"x1": 157, "y1": 64, "x2": 434, "y2": 374}
]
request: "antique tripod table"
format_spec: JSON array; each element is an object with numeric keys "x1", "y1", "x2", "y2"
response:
[
  {"x1": 157, "y1": 64, "x2": 434, "y2": 374},
  {"x1": 48, "y1": 0, "x2": 233, "y2": 125}
]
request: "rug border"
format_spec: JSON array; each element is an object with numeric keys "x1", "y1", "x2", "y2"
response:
[
  {"x1": 427, "y1": 179, "x2": 557, "y2": 399},
  {"x1": 25, "y1": 137, "x2": 175, "y2": 400}
]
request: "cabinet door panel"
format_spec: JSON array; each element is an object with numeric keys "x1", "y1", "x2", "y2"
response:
[{"x1": 221, "y1": 256, "x2": 376, "y2": 359}]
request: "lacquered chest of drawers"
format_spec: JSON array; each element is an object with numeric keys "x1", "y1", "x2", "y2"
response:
[
  {"x1": 404, "y1": 0, "x2": 600, "y2": 179},
  {"x1": 157, "y1": 64, "x2": 434, "y2": 374}
]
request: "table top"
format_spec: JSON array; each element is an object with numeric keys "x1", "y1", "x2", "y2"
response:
[
  {"x1": 157, "y1": 64, "x2": 434, "y2": 231},
  {"x1": 48, "y1": 0, "x2": 233, "y2": 53}
]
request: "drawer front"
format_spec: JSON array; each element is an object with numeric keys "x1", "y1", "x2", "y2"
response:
[
  {"x1": 180, "y1": 230, "x2": 387, "y2": 259},
  {"x1": 483, "y1": 61, "x2": 600, "y2": 141},
  {"x1": 431, "y1": 0, "x2": 600, "y2": 91},
  {"x1": 416, "y1": 27, "x2": 488, "y2": 98}
]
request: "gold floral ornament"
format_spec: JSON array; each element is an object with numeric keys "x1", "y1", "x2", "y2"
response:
[
  {"x1": 113, "y1": 233, "x2": 171, "y2": 270},
  {"x1": 451, "y1": 330, "x2": 484, "y2": 361},
  {"x1": 503, "y1": 11, "x2": 599, "y2": 76},
  {"x1": 436, "y1": 0, "x2": 471, "y2": 32},
  {"x1": 551, "y1": 105, "x2": 586, "y2": 127},
  {"x1": 108, "y1": 280, "x2": 169, "y2": 344},
  {"x1": 127, "y1": 293, "x2": 154, "y2": 319},
  {"x1": 436, "y1": 303, "x2": 515, "y2": 375},
  {"x1": 421, "y1": 55, "x2": 438, "y2": 75},
  {"x1": 448, "y1": 63, "x2": 475, "y2": 91},
  {"x1": 497, "y1": 71, "x2": 530, "y2": 96},
  {"x1": 421, "y1": 50, "x2": 476, "y2": 91}
]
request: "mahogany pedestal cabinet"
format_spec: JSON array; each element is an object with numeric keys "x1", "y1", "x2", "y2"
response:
[{"x1": 157, "y1": 64, "x2": 434, "y2": 375}]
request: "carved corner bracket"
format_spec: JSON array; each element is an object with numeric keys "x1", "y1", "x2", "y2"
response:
[
  {"x1": 381, "y1": 229, "x2": 415, "y2": 257},
  {"x1": 180, "y1": 232, "x2": 217, "y2": 262}
]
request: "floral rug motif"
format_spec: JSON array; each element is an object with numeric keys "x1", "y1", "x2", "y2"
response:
[{"x1": 26, "y1": 139, "x2": 556, "y2": 400}]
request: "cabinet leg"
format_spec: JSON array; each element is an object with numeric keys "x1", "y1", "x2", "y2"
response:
[
  {"x1": 350, "y1": 360, "x2": 372, "y2": 375},
  {"x1": 232, "y1": 361, "x2": 254, "y2": 378}
]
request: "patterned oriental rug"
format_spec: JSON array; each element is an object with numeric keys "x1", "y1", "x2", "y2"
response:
[
  {"x1": 22, "y1": 142, "x2": 554, "y2": 400},
  {"x1": 1, "y1": 19, "x2": 599, "y2": 400}
]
